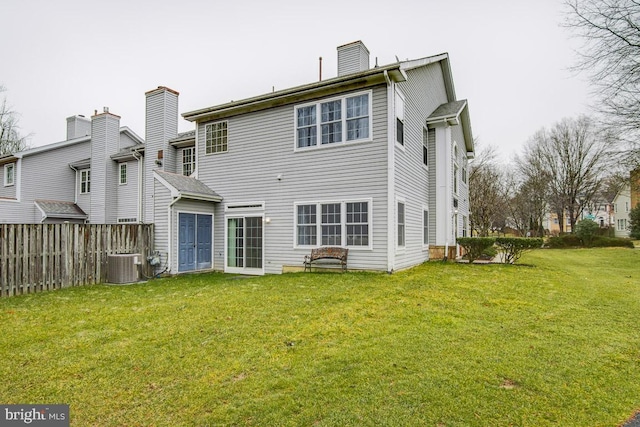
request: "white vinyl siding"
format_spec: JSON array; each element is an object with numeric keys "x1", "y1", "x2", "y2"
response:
[{"x1": 295, "y1": 91, "x2": 372, "y2": 150}]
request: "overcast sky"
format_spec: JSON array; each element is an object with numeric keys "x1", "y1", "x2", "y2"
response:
[{"x1": 2, "y1": 0, "x2": 589, "y2": 161}]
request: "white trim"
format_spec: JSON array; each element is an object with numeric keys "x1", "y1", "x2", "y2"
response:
[
  {"x1": 119, "y1": 163, "x2": 127, "y2": 185},
  {"x1": 4, "y1": 163, "x2": 15, "y2": 187},
  {"x1": 224, "y1": 203, "x2": 265, "y2": 275},
  {"x1": 386, "y1": 79, "x2": 396, "y2": 272},
  {"x1": 80, "y1": 169, "x2": 90, "y2": 194},
  {"x1": 396, "y1": 197, "x2": 406, "y2": 251},
  {"x1": 422, "y1": 205, "x2": 430, "y2": 250},
  {"x1": 204, "y1": 120, "x2": 229, "y2": 156},
  {"x1": 293, "y1": 90, "x2": 373, "y2": 152},
  {"x1": 293, "y1": 198, "x2": 373, "y2": 251}
]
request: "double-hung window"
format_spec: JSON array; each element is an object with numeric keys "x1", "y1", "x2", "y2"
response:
[
  {"x1": 205, "y1": 121, "x2": 228, "y2": 154},
  {"x1": 182, "y1": 147, "x2": 195, "y2": 176},
  {"x1": 4, "y1": 163, "x2": 15, "y2": 186},
  {"x1": 395, "y1": 90, "x2": 405, "y2": 146},
  {"x1": 422, "y1": 128, "x2": 429, "y2": 167},
  {"x1": 295, "y1": 200, "x2": 371, "y2": 248},
  {"x1": 295, "y1": 91, "x2": 371, "y2": 149},
  {"x1": 80, "y1": 170, "x2": 90, "y2": 194},
  {"x1": 397, "y1": 201, "x2": 405, "y2": 247},
  {"x1": 119, "y1": 163, "x2": 127, "y2": 185},
  {"x1": 423, "y1": 209, "x2": 429, "y2": 246}
]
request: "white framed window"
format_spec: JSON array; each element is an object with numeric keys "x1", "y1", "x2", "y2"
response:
[
  {"x1": 395, "y1": 90, "x2": 405, "y2": 146},
  {"x1": 397, "y1": 201, "x2": 405, "y2": 248},
  {"x1": 295, "y1": 199, "x2": 371, "y2": 249},
  {"x1": 422, "y1": 208, "x2": 429, "y2": 247},
  {"x1": 119, "y1": 163, "x2": 127, "y2": 185},
  {"x1": 295, "y1": 91, "x2": 372, "y2": 150},
  {"x1": 205, "y1": 121, "x2": 228, "y2": 154},
  {"x1": 182, "y1": 147, "x2": 195, "y2": 176},
  {"x1": 80, "y1": 169, "x2": 90, "y2": 194},
  {"x1": 454, "y1": 164, "x2": 459, "y2": 194},
  {"x1": 463, "y1": 215, "x2": 468, "y2": 237},
  {"x1": 4, "y1": 163, "x2": 15, "y2": 186}
]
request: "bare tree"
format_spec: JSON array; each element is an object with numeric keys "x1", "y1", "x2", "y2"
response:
[
  {"x1": 468, "y1": 145, "x2": 507, "y2": 237},
  {"x1": 520, "y1": 116, "x2": 610, "y2": 233},
  {"x1": 564, "y1": 0, "x2": 640, "y2": 166},
  {"x1": 505, "y1": 168, "x2": 550, "y2": 237},
  {"x1": 1, "y1": 86, "x2": 29, "y2": 155}
]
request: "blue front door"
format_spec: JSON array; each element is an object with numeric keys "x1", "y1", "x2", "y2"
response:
[{"x1": 179, "y1": 213, "x2": 212, "y2": 272}]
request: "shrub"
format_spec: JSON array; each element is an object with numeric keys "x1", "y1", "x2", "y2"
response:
[
  {"x1": 495, "y1": 237, "x2": 543, "y2": 264},
  {"x1": 545, "y1": 234, "x2": 583, "y2": 248},
  {"x1": 591, "y1": 237, "x2": 635, "y2": 248},
  {"x1": 575, "y1": 219, "x2": 599, "y2": 247},
  {"x1": 456, "y1": 237, "x2": 495, "y2": 262}
]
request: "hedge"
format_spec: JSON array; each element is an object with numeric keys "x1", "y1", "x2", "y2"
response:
[
  {"x1": 456, "y1": 237, "x2": 495, "y2": 262},
  {"x1": 495, "y1": 237, "x2": 544, "y2": 264}
]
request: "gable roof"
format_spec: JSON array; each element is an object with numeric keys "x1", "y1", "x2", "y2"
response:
[
  {"x1": 34, "y1": 200, "x2": 87, "y2": 221},
  {"x1": 426, "y1": 100, "x2": 474, "y2": 156},
  {"x1": 154, "y1": 170, "x2": 222, "y2": 202}
]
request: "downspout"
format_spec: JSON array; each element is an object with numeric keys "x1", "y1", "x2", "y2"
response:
[
  {"x1": 385, "y1": 70, "x2": 396, "y2": 273},
  {"x1": 68, "y1": 164, "x2": 78, "y2": 204},
  {"x1": 166, "y1": 194, "x2": 183, "y2": 273},
  {"x1": 132, "y1": 150, "x2": 143, "y2": 223}
]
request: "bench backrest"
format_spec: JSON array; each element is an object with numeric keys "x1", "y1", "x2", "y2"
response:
[{"x1": 310, "y1": 247, "x2": 348, "y2": 262}]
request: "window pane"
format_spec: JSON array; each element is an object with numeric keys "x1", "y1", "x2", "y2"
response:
[
  {"x1": 346, "y1": 94, "x2": 369, "y2": 118},
  {"x1": 398, "y1": 202, "x2": 405, "y2": 246},
  {"x1": 321, "y1": 122, "x2": 342, "y2": 144},
  {"x1": 423, "y1": 210, "x2": 429, "y2": 245},
  {"x1": 297, "y1": 105, "x2": 317, "y2": 148},
  {"x1": 321, "y1": 203, "x2": 341, "y2": 246},
  {"x1": 346, "y1": 202, "x2": 369, "y2": 247},
  {"x1": 321, "y1": 101, "x2": 341, "y2": 122},
  {"x1": 347, "y1": 117, "x2": 369, "y2": 140},
  {"x1": 206, "y1": 122, "x2": 228, "y2": 154},
  {"x1": 297, "y1": 205, "x2": 317, "y2": 246}
]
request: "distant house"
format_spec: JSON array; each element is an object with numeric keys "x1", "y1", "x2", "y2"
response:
[
  {"x1": 0, "y1": 112, "x2": 143, "y2": 224},
  {"x1": 0, "y1": 41, "x2": 474, "y2": 275},
  {"x1": 613, "y1": 182, "x2": 632, "y2": 238}
]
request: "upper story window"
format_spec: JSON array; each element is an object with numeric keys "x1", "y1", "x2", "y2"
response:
[
  {"x1": 4, "y1": 163, "x2": 15, "y2": 186},
  {"x1": 182, "y1": 147, "x2": 195, "y2": 176},
  {"x1": 295, "y1": 91, "x2": 371, "y2": 150},
  {"x1": 395, "y1": 90, "x2": 405, "y2": 146},
  {"x1": 119, "y1": 163, "x2": 127, "y2": 185},
  {"x1": 80, "y1": 169, "x2": 90, "y2": 194},
  {"x1": 205, "y1": 121, "x2": 228, "y2": 154}
]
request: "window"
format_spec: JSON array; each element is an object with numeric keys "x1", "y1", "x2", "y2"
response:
[
  {"x1": 182, "y1": 147, "x2": 195, "y2": 176},
  {"x1": 205, "y1": 121, "x2": 228, "y2": 154},
  {"x1": 4, "y1": 163, "x2": 15, "y2": 186},
  {"x1": 80, "y1": 170, "x2": 90, "y2": 194},
  {"x1": 297, "y1": 204, "x2": 317, "y2": 246},
  {"x1": 626, "y1": 201, "x2": 630, "y2": 212},
  {"x1": 422, "y1": 128, "x2": 429, "y2": 167},
  {"x1": 423, "y1": 209, "x2": 429, "y2": 246},
  {"x1": 463, "y1": 216, "x2": 468, "y2": 237},
  {"x1": 321, "y1": 203, "x2": 341, "y2": 245},
  {"x1": 346, "y1": 202, "x2": 369, "y2": 246},
  {"x1": 119, "y1": 163, "x2": 127, "y2": 185},
  {"x1": 295, "y1": 200, "x2": 371, "y2": 248},
  {"x1": 397, "y1": 201, "x2": 405, "y2": 247},
  {"x1": 395, "y1": 91, "x2": 404, "y2": 146},
  {"x1": 462, "y1": 165, "x2": 467, "y2": 184},
  {"x1": 295, "y1": 91, "x2": 371, "y2": 149},
  {"x1": 454, "y1": 164, "x2": 459, "y2": 194}
]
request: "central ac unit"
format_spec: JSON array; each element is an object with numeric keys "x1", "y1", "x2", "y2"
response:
[{"x1": 107, "y1": 253, "x2": 141, "y2": 284}]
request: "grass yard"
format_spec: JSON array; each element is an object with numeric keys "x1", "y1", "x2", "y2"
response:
[{"x1": 1, "y1": 248, "x2": 639, "y2": 426}]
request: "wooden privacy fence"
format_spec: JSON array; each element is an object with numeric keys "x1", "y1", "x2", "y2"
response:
[{"x1": 0, "y1": 223, "x2": 154, "y2": 297}]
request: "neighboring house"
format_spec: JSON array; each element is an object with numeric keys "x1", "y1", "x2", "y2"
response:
[
  {"x1": 147, "y1": 41, "x2": 474, "y2": 275},
  {"x1": 1, "y1": 40, "x2": 474, "y2": 276},
  {"x1": 0, "y1": 112, "x2": 144, "y2": 224},
  {"x1": 613, "y1": 183, "x2": 632, "y2": 238}
]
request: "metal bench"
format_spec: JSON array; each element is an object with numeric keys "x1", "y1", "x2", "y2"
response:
[{"x1": 303, "y1": 247, "x2": 348, "y2": 272}]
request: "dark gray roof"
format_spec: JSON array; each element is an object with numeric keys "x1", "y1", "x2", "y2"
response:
[
  {"x1": 427, "y1": 100, "x2": 467, "y2": 122},
  {"x1": 155, "y1": 170, "x2": 222, "y2": 201},
  {"x1": 34, "y1": 200, "x2": 87, "y2": 219},
  {"x1": 170, "y1": 130, "x2": 196, "y2": 143}
]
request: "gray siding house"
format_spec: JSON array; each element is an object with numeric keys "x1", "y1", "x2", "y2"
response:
[
  {"x1": 149, "y1": 41, "x2": 474, "y2": 275},
  {"x1": 1, "y1": 41, "x2": 474, "y2": 276},
  {"x1": 0, "y1": 112, "x2": 144, "y2": 224}
]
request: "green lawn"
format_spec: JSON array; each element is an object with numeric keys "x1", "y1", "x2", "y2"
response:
[{"x1": 1, "y1": 248, "x2": 639, "y2": 426}]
